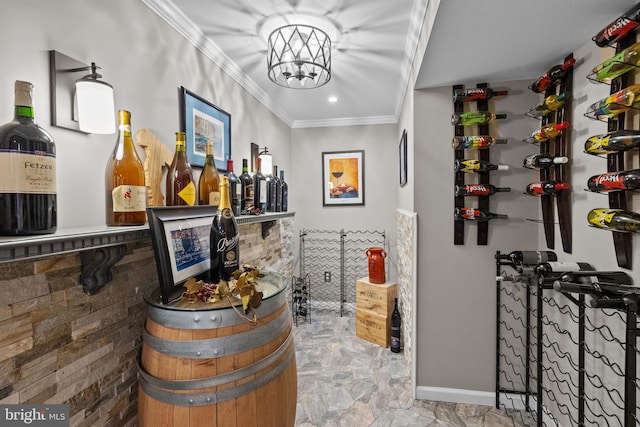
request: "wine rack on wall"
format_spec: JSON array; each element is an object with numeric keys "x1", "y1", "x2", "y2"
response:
[
  {"x1": 495, "y1": 252, "x2": 638, "y2": 426},
  {"x1": 525, "y1": 54, "x2": 574, "y2": 254},
  {"x1": 453, "y1": 83, "x2": 508, "y2": 245},
  {"x1": 584, "y1": 30, "x2": 638, "y2": 269},
  {"x1": 299, "y1": 228, "x2": 385, "y2": 319}
]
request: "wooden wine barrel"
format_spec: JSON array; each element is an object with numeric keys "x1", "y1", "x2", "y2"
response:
[{"x1": 138, "y1": 272, "x2": 297, "y2": 427}]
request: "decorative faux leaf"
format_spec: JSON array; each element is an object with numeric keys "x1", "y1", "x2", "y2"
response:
[
  {"x1": 241, "y1": 293, "x2": 251, "y2": 313},
  {"x1": 183, "y1": 278, "x2": 202, "y2": 294},
  {"x1": 217, "y1": 280, "x2": 231, "y2": 297},
  {"x1": 249, "y1": 291, "x2": 263, "y2": 310}
]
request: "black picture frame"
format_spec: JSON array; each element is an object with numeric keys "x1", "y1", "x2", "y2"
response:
[
  {"x1": 147, "y1": 205, "x2": 217, "y2": 304},
  {"x1": 399, "y1": 129, "x2": 407, "y2": 187},
  {"x1": 322, "y1": 150, "x2": 365, "y2": 206},
  {"x1": 179, "y1": 86, "x2": 231, "y2": 171}
]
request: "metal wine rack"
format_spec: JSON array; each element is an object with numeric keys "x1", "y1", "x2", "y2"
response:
[
  {"x1": 299, "y1": 228, "x2": 385, "y2": 319},
  {"x1": 496, "y1": 251, "x2": 639, "y2": 426}
]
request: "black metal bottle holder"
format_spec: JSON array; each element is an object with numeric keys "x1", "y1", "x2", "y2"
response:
[{"x1": 496, "y1": 251, "x2": 639, "y2": 426}]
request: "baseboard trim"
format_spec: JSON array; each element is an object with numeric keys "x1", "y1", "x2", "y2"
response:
[{"x1": 415, "y1": 386, "x2": 496, "y2": 407}]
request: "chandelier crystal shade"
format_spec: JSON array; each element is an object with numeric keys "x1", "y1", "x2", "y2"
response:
[{"x1": 267, "y1": 24, "x2": 331, "y2": 89}]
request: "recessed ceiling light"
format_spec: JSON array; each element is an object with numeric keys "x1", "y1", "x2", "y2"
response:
[{"x1": 328, "y1": 96, "x2": 338, "y2": 103}]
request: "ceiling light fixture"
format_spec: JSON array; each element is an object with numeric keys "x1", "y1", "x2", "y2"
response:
[
  {"x1": 259, "y1": 13, "x2": 341, "y2": 90},
  {"x1": 267, "y1": 24, "x2": 331, "y2": 89}
]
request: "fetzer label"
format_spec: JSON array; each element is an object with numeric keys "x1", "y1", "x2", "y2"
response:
[{"x1": 0, "y1": 151, "x2": 56, "y2": 194}]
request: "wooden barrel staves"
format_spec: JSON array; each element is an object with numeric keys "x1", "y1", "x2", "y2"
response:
[{"x1": 138, "y1": 272, "x2": 297, "y2": 426}]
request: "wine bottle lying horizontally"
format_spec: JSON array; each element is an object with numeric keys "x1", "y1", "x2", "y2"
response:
[
  {"x1": 527, "y1": 122, "x2": 569, "y2": 143},
  {"x1": 454, "y1": 159, "x2": 509, "y2": 174},
  {"x1": 454, "y1": 207, "x2": 507, "y2": 221},
  {"x1": 525, "y1": 181, "x2": 569, "y2": 196},
  {"x1": 593, "y1": 2, "x2": 640, "y2": 47},
  {"x1": 451, "y1": 136, "x2": 507, "y2": 150},
  {"x1": 454, "y1": 184, "x2": 511, "y2": 197},
  {"x1": 592, "y1": 41, "x2": 640, "y2": 83},
  {"x1": 530, "y1": 58, "x2": 575, "y2": 93},
  {"x1": 496, "y1": 250, "x2": 557, "y2": 266},
  {"x1": 587, "y1": 169, "x2": 640, "y2": 193},
  {"x1": 588, "y1": 84, "x2": 640, "y2": 120},
  {"x1": 523, "y1": 153, "x2": 568, "y2": 170},
  {"x1": 587, "y1": 208, "x2": 640, "y2": 233},
  {"x1": 584, "y1": 130, "x2": 640, "y2": 155},
  {"x1": 452, "y1": 88, "x2": 508, "y2": 103},
  {"x1": 451, "y1": 111, "x2": 507, "y2": 126}
]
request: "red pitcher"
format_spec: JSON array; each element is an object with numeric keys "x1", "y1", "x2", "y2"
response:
[{"x1": 366, "y1": 247, "x2": 387, "y2": 284}]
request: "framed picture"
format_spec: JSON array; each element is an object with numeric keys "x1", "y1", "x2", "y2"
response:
[
  {"x1": 179, "y1": 86, "x2": 231, "y2": 170},
  {"x1": 399, "y1": 129, "x2": 407, "y2": 187},
  {"x1": 147, "y1": 205, "x2": 217, "y2": 304},
  {"x1": 322, "y1": 150, "x2": 365, "y2": 206}
]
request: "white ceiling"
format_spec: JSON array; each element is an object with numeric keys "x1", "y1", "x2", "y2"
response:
[{"x1": 142, "y1": 0, "x2": 637, "y2": 128}]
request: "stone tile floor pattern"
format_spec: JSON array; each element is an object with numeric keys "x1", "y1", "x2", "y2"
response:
[{"x1": 292, "y1": 313, "x2": 534, "y2": 427}]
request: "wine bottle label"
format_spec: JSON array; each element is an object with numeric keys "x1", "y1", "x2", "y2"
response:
[
  {"x1": 0, "y1": 150, "x2": 56, "y2": 194},
  {"x1": 111, "y1": 185, "x2": 146, "y2": 212},
  {"x1": 208, "y1": 191, "x2": 220, "y2": 206},
  {"x1": 178, "y1": 181, "x2": 197, "y2": 206},
  {"x1": 259, "y1": 181, "x2": 267, "y2": 203},
  {"x1": 591, "y1": 172, "x2": 626, "y2": 191},
  {"x1": 588, "y1": 209, "x2": 617, "y2": 228}
]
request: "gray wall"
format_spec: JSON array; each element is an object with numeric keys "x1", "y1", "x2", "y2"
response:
[{"x1": 413, "y1": 81, "x2": 541, "y2": 397}]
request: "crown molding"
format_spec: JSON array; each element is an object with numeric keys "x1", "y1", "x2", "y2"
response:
[{"x1": 291, "y1": 115, "x2": 398, "y2": 129}]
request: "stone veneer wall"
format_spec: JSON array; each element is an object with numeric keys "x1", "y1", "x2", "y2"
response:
[
  {"x1": 0, "y1": 217, "x2": 294, "y2": 426},
  {"x1": 396, "y1": 209, "x2": 417, "y2": 380}
]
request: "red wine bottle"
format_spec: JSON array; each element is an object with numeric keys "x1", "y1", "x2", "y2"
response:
[
  {"x1": 390, "y1": 298, "x2": 401, "y2": 353},
  {"x1": 584, "y1": 130, "x2": 640, "y2": 155},
  {"x1": 454, "y1": 184, "x2": 511, "y2": 196},
  {"x1": 454, "y1": 207, "x2": 508, "y2": 221},
  {"x1": 454, "y1": 159, "x2": 509, "y2": 174},
  {"x1": 451, "y1": 136, "x2": 508, "y2": 150},
  {"x1": 593, "y1": 3, "x2": 640, "y2": 47},
  {"x1": 587, "y1": 208, "x2": 640, "y2": 233},
  {"x1": 253, "y1": 157, "x2": 267, "y2": 212},
  {"x1": 280, "y1": 170, "x2": 288, "y2": 212},
  {"x1": 239, "y1": 158, "x2": 254, "y2": 214},
  {"x1": 587, "y1": 169, "x2": 640, "y2": 193},
  {"x1": 526, "y1": 181, "x2": 569, "y2": 196},
  {"x1": 225, "y1": 159, "x2": 240, "y2": 216},
  {"x1": 530, "y1": 58, "x2": 576, "y2": 93},
  {"x1": 452, "y1": 88, "x2": 508, "y2": 103},
  {"x1": 523, "y1": 153, "x2": 568, "y2": 169}
]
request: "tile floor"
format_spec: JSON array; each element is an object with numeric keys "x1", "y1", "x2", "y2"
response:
[{"x1": 292, "y1": 313, "x2": 530, "y2": 427}]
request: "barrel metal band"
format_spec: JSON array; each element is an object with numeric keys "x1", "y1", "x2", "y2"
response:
[
  {"x1": 139, "y1": 347, "x2": 295, "y2": 406},
  {"x1": 138, "y1": 332, "x2": 293, "y2": 391},
  {"x1": 146, "y1": 290, "x2": 285, "y2": 330},
  {"x1": 142, "y1": 308, "x2": 290, "y2": 359}
]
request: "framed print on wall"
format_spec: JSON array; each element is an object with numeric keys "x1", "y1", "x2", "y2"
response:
[
  {"x1": 322, "y1": 150, "x2": 365, "y2": 206},
  {"x1": 179, "y1": 86, "x2": 231, "y2": 171},
  {"x1": 399, "y1": 129, "x2": 407, "y2": 187}
]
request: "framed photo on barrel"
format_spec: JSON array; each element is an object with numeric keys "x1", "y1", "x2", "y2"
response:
[
  {"x1": 322, "y1": 150, "x2": 365, "y2": 206},
  {"x1": 179, "y1": 86, "x2": 231, "y2": 171},
  {"x1": 147, "y1": 205, "x2": 217, "y2": 304}
]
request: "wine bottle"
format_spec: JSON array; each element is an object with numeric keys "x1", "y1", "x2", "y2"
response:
[
  {"x1": 498, "y1": 250, "x2": 558, "y2": 266},
  {"x1": 529, "y1": 92, "x2": 570, "y2": 117},
  {"x1": 530, "y1": 58, "x2": 576, "y2": 93},
  {"x1": 588, "y1": 84, "x2": 640, "y2": 120},
  {"x1": 593, "y1": 41, "x2": 640, "y2": 83},
  {"x1": 587, "y1": 208, "x2": 640, "y2": 233},
  {"x1": 526, "y1": 181, "x2": 569, "y2": 196},
  {"x1": 166, "y1": 131, "x2": 196, "y2": 206},
  {"x1": 198, "y1": 141, "x2": 220, "y2": 207},
  {"x1": 253, "y1": 156, "x2": 267, "y2": 212},
  {"x1": 265, "y1": 165, "x2": 275, "y2": 213},
  {"x1": 210, "y1": 176, "x2": 239, "y2": 283},
  {"x1": 452, "y1": 88, "x2": 508, "y2": 103},
  {"x1": 239, "y1": 158, "x2": 254, "y2": 215},
  {"x1": 553, "y1": 271, "x2": 634, "y2": 297},
  {"x1": 535, "y1": 261, "x2": 593, "y2": 277},
  {"x1": 0, "y1": 81, "x2": 56, "y2": 235},
  {"x1": 454, "y1": 184, "x2": 511, "y2": 197},
  {"x1": 270, "y1": 165, "x2": 282, "y2": 212},
  {"x1": 454, "y1": 207, "x2": 508, "y2": 221},
  {"x1": 280, "y1": 170, "x2": 288, "y2": 212},
  {"x1": 587, "y1": 169, "x2": 640, "y2": 193},
  {"x1": 454, "y1": 159, "x2": 509, "y2": 174},
  {"x1": 451, "y1": 111, "x2": 507, "y2": 126},
  {"x1": 451, "y1": 136, "x2": 508, "y2": 150},
  {"x1": 523, "y1": 153, "x2": 568, "y2": 170},
  {"x1": 593, "y1": 3, "x2": 640, "y2": 47},
  {"x1": 584, "y1": 130, "x2": 640, "y2": 155},
  {"x1": 225, "y1": 159, "x2": 240, "y2": 216},
  {"x1": 105, "y1": 110, "x2": 146, "y2": 226},
  {"x1": 390, "y1": 298, "x2": 401, "y2": 353},
  {"x1": 529, "y1": 122, "x2": 569, "y2": 142}
]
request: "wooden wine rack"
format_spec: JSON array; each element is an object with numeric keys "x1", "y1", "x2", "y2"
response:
[
  {"x1": 453, "y1": 82, "x2": 506, "y2": 246},
  {"x1": 527, "y1": 54, "x2": 574, "y2": 254}
]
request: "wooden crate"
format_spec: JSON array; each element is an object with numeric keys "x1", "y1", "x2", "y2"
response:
[
  {"x1": 356, "y1": 309, "x2": 391, "y2": 347},
  {"x1": 355, "y1": 278, "x2": 397, "y2": 317}
]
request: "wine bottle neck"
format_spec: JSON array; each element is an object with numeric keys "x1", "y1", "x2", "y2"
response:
[
  {"x1": 15, "y1": 105, "x2": 34, "y2": 119},
  {"x1": 219, "y1": 177, "x2": 231, "y2": 210}
]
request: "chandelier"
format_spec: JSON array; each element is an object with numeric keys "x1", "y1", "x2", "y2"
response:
[{"x1": 267, "y1": 24, "x2": 331, "y2": 89}]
